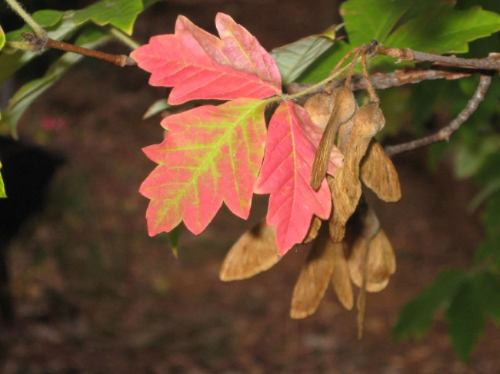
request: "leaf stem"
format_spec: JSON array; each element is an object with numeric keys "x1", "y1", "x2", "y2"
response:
[
  {"x1": 279, "y1": 61, "x2": 352, "y2": 103},
  {"x1": 4, "y1": 0, "x2": 46, "y2": 39},
  {"x1": 110, "y1": 27, "x2": 140, "y2": 50}
]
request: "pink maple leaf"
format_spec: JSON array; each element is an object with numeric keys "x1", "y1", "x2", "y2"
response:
[
  {"x1": 131, "y1": 13, "x2": 282, "y2": 105},
  {"x1": 140, "y1": 98, "x2": 267, "y2": 236},
  {"x1": 255, "y1": 101, "x2": 332, "y2": 254}
]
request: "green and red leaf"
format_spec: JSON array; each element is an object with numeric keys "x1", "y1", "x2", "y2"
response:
[{"x1": 140, "y1": 98, "x2": 267, "y2": 235}]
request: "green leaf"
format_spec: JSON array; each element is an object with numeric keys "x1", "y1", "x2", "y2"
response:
[
  {"x1": 0, "y1": 27, "x2": 111, "y2": 136},
  {"x1": 297, "y1": 41, "x2": 353, "y2": 83},
  {"x1": 143, "y1": 98, "x2": 169, "y2": 119},
  {"x1": 6, "y1": 9, "x2": 64, "y2": 41},
  {"x1": 394, "y1": 270, "x2": 466, "y2": 340},
  {"x1": 446, "y1": 280, "x2": 485, "y2": 361},
  {"x1": 0, "y1": 25, "x2": 5, "y2": 51},
  {"x1": 472, "y1": 271, "x2": 500, "y2": 323},
  {"x1": 0, "y1": 161, "x2": 6, "y2": 198},
  {"x1": 340, "y1": 0, "x2": 415, "y2": 46},
  {"x1": 74, "y1": 0, "x2": 144, "y2": 35},
  {"x1": 303, "y1": 1, "x2": 500, "y2": 83},
  {"x1": 272, "y1": 26, "x2": 337, "y2": 84},
  {"x1": 385, "y1": 6, "x2": 500, "y2": 53}
]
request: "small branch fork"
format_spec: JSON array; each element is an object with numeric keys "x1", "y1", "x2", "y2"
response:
[{"x1": 385, "y1": 75, "x2": 493, "y2": 156}]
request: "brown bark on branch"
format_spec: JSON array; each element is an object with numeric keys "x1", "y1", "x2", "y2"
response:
[{"x1": 375, "y1": 46, "x2": 500, "y2": 72}]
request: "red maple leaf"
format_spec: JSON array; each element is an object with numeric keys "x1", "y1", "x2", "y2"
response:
[
  {"x1": 140, "y1": 99, "x2": 267, "y2": 236},
  {"x1": 131, "y1": 13, "x2": 282, "y2": 105},
  {"x1": 255, "y1": 101, "x2": 332, "y2": 254}
]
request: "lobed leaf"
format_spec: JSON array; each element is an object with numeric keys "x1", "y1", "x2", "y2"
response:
[
  {"x1": 255, "y1": 101, "x2": 332, "y2": 254},
  {"x1": 272, "y1": 26, "x2": 337, "y2": 84},
  {"x1": 132, "y1": 13, "x2": 281, "y2": 105},
  {"x1": 141, "y1": 98, "x2": 267, "y2": 236},
  {"x1": 74, "y1": 0, "x2": 144, "y2": 35}
]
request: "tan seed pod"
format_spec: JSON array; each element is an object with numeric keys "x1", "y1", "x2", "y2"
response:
[
  {"x1": 290, "y1": 230, "x2": 336, "y2": 319},
  {"x1": 348, "y1": 229, "x2": 396, "y2": 292},
  {"x1": 331, "y1": 242, "x2": 354, "y2": 310},
  {"x1": 303, "y1": 92, "x2": 335, "y2": 129},
  {"x1": 303, "y1": 216, "x2": 323, "y2": 244},
  {"x1": 328, "y1": 214, "x2": 346, "y2": 242},
  {"x1": 311, "y1": 86, "x2": 356, "y2": 190},
  {"x1": 219, "y1": 222, "x2": 280, "y2": 281},
  {"x1": 328, "y1": 103, "x2": 386, "y2": 229},
  {"x1": 361, "y1": 142, "x2": 401, "y2": 202}
]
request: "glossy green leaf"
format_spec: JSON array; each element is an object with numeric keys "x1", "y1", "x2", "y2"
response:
[
  {"x1": 74, "y1": 0, "x2": 144, "y2": 35},
  {"x1": 272, "y1": 26, "x2": 337, "y2": 84},
  {"x1": 385, "y1": 6, "x2": 500, "y2": 53},
  {"x1": 394, "y1": 270, "x2": 466, "y2": 340},
  {"x1": 0, "y1": 27, "x2": 111, "y2": 136},
  {"x1": 340, "y1": 0, "x2": 415, "y2": 46},
  {"x1": 0, "y1": 161, "x2": 6, "y2": 198},
  {"x1": 0, "y1": 25, "x2": 5, "y2": 51},
  {"x1": 446, "y1": 281, "x2": 485, "y2": 361},
  {"x1": 143, "y1": 99, "x2": 170, "y2": 119}
]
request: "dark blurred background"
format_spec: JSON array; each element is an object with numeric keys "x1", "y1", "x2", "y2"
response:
[{"x1": 0, "y1": 0, "x2": 498, "y2": 372}]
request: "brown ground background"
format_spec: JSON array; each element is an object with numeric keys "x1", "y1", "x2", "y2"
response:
[{"x1": 1, "y1": 1, "x2": 499, "y2": 372}]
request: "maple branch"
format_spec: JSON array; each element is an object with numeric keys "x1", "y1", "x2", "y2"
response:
[
  {"x1": 385, "y1": 75, "x2": 492, "y2": 156},
  {"x1": 22, "y1": 33, "x2": 136, "y2": 67},
  {"x1": 351, "y1": 68, "x2": 472, "y2": 90},
  {"x1": 375, "y1": 45, "x2": 500, "y2": 72},
  {"x1": 286, "y1": 68, "x2": 475, "y2": 97}
]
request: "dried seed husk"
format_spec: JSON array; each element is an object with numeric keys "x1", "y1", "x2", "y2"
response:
[
  {"x1": 348, "y1": 229, "x2": 396, "y2": 292},
  {"x1": 331, "y1": 242, "x2": 353, "y2": 310},
  {"x1": 219, "y1": 222, "x2": 280, "y2": 281},
  {"x1": 361, "y1": 142, "x2": 401, "y2": 202},
  {"x1": 328, "y1": 215, "x2": 346, "y2": 242},
  {"x1": 328, "y1": 103, "x2": 386, "y2": 232},
  {"x1": 290, "y1": 229, "x2": 336, "y2": 319},
  {"x1": 311, "y1": 87, "x2": 356, "y2": 190},
  {"x1": 303, "y1": 92, "x2": 334, "y2": 129},
  {"x1": 303, "y1": 216, "x2": 323, "y2": 244}
]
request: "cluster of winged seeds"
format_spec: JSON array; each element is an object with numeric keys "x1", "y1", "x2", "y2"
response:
[{"x1": 220, "y1": 84, "x2": 402, "y2": 333}]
